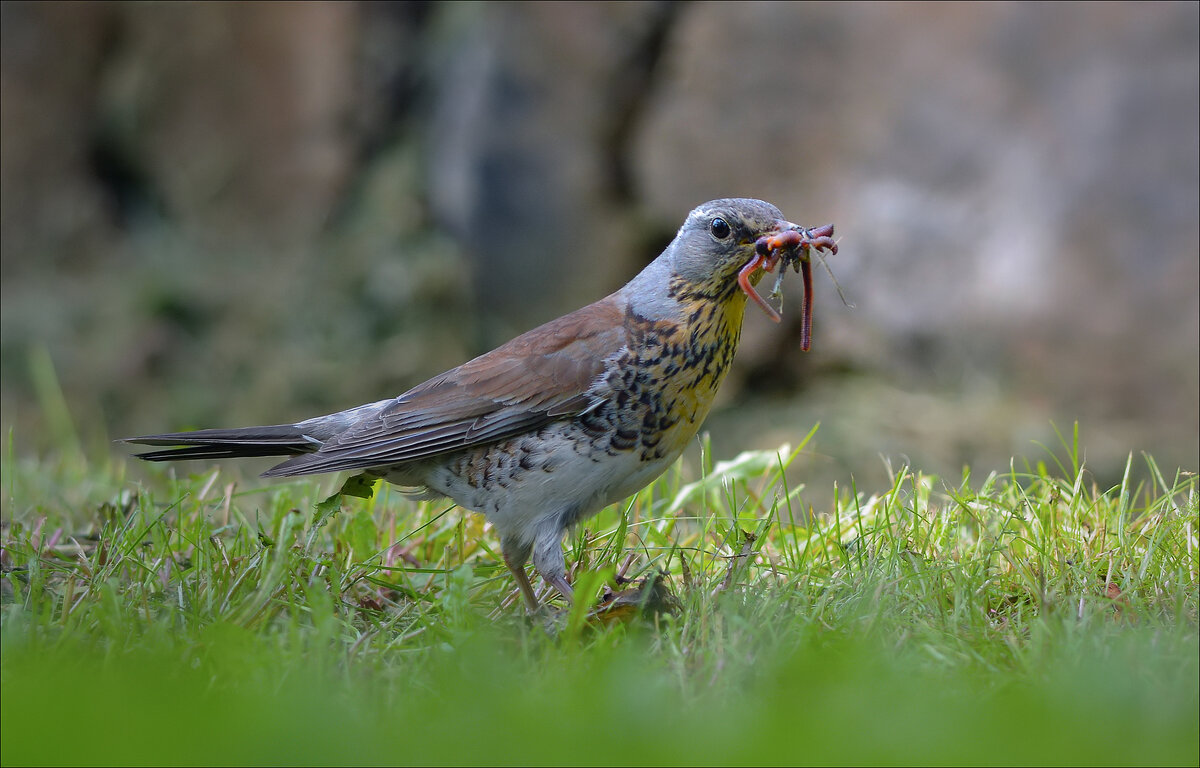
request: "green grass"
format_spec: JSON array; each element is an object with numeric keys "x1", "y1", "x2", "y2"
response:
[{"x1": 2, "y1": 427, "x2": 1197, "y2": 766}]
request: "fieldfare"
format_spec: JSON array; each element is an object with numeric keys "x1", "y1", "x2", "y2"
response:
[{"x1": 125, "y1": 198, "x2": 837, "y2": 612}]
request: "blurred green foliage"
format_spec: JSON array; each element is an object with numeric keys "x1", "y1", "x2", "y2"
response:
[{"x1": 4, "y1": 611, "x2": 1197, "y2": 765}]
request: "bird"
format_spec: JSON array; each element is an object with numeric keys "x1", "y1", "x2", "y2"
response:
[{"x1": 125, "y1": 198, "x2": 835, "y2": 612}]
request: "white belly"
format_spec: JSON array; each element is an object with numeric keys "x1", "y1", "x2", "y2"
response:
[{"x1": 386, "y1": 421, "x2": 685, "y2": 547}]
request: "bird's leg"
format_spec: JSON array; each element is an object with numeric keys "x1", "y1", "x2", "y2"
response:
[
  {"x1": 500, "y1": 537, "x2": 540, "y2": 613},
  {"x1": 532, "y1": 528, "x2": 574, "y2": 606}
]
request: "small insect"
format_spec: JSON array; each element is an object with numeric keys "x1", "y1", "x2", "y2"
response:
[{"x1": 738, "y1": 223, "x2": 840, "y2": 351}]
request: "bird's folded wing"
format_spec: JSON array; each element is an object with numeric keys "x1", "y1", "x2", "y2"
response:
[{"x1": 263, "y1": 298, "x2": 628, "y2": 476}]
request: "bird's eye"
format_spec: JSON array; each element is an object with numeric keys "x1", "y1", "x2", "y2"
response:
[{"x1": 709, "y1": 217, "x2": 732, "y2": 240}]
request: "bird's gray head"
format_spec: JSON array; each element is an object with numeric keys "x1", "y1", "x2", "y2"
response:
[{"x1": 667, "y1": 198, "x2": 796, "y2": 299}]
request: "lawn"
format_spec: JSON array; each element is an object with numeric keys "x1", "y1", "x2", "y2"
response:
[{"x1": 2, "y1": 427, "x2": 1197, "y2": 766}]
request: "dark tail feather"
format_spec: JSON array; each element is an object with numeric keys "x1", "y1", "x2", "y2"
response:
[{"x1": 122, "y1": 425, "x2": 320, "y2": 462}]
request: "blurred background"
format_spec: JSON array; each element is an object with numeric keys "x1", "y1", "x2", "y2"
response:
[{"x1": 2, "y1": 1, "x2": 1197, "y2": 501}]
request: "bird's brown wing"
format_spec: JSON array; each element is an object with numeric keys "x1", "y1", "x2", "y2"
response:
[{"x1": 263, "y1": 297, "x2": 628, "y2": 477}]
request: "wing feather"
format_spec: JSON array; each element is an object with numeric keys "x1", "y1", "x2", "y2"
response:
[{"x1": 263, "y1": 297, "x2": 627, "y2": 477}]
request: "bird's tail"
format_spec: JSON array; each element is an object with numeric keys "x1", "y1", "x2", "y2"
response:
[{"x1": 122, "y1": 425, "x2": 321, "y2": 462}]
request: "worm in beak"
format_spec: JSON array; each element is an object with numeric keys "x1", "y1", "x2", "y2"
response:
[{"x1": 738, "y1": 224, "x2": 837, "y2": 351}]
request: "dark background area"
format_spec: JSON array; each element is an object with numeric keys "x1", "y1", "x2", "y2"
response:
[{"x1": 2, "y1": 2, "x2": 1197, "y2": 501}]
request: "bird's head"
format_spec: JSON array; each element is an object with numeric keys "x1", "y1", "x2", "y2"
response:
[
  {"x1": 623, "y1": 198, "x2": 837, "y2": 350},
  {"x1": 667, "y1": 199, "x2": 836, "y2": 346},
  {"x1": 670, "y1": 198, "x2": 792, "y2": 298}
]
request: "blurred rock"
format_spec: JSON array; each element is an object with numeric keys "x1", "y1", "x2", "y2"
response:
[{"x1": 636, "y1": 2, "x2": 1198, "y2": 372}]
